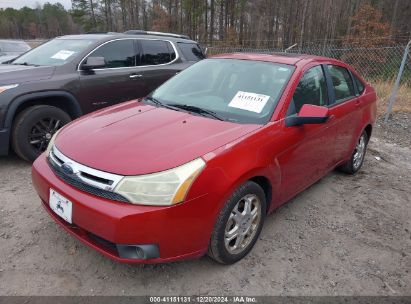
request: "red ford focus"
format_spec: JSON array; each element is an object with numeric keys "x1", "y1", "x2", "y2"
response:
[{"x1": 32, "y1": 53, "x2": 377, "y2": 264}]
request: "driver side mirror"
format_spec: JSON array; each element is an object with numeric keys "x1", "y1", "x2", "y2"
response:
[
  {"x1": 81, "y1": 56, "x2": 105, "y2": 70},
  {"x1": 285, "y1": 104, "x2": 329, "y2": 127}
]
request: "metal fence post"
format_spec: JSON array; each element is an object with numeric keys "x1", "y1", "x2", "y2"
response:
[
  {"x1": 384, "y1": 40, "x2": 411, "y2": 123},
  {"x1": 284, "y1": 43, "x2": 297, "y2": 53}
]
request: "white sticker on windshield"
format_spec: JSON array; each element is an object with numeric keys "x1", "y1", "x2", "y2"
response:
[
  {"x1": 228, "y1": 91, "x2": 270, "y2": 113},
  {"x1": 51, "y1": 50, "x2": 75, "y2": 60}
]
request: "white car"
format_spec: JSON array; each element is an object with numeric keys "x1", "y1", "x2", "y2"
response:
[{"x1": 0, "y1": 40, "x2": 31, "y2": 63}]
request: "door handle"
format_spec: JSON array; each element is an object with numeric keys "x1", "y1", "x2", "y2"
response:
[
  {"x1": 355, "y1": 100, "x2": 360, "y2": 107},
  {"x1": 130, "y1": 74, "x2": 143, "y2": 79}
]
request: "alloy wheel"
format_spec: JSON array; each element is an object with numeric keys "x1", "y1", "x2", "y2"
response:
[
  {"x1": 353, "y1": 134, "x2": 366, "y2": 170},
  {"x1": 224, "y1": 194, "x2": 262, "y2": 255},
  {"x1": 29, "y1": 117, "x2": 61, "y2": 153}
]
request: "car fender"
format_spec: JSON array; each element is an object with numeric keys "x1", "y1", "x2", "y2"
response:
[
  {"x1": 199, "y1": 135, "x2": 282, "y2": 219},
  {"x1": 4, "y1": 90, "x2": 82, "y2": 129},
  {"x1": 223, "y1": 164, "x2": 280, "y2": 213},
  {"x1": 185, "y1": 158, "x2": 279, "y2": 250}
]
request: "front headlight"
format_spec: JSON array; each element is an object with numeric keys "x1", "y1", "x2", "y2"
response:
[
  {"x1": 45, "y1": 129, "x2": 60, "y2": 156},
  {"x1": 114, "y1": 158, "x2": 206, "y2": 206},
  {"x1": 0, "y1": 84, "x2": 19, "y2": 94}
]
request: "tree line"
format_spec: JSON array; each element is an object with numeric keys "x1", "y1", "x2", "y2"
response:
[
  {"x1": 0, "y1": 0, "x2": 410, "y2": 47},
  {"x1": 0, "y1": 3, "x2": 80, "y2": 39}
]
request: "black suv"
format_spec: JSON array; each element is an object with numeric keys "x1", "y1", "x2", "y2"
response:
[{"x1": 0, "y1": 31, "x2": 205, "y2": 161}]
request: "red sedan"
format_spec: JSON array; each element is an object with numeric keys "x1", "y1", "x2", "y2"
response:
[{"x1": 32, "y1": 53, "x2": 377, "y2": 264}]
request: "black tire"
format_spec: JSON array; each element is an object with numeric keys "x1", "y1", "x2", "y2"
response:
[
  {"x1": 208, "y1": 181, "x2": 267, "y2": 264},
  {"x1": 338, "y1": 130, "x2": 369, "y2": 175},
  {"x1": 11, "y1": 105, "x2": 71, "y2": 162}
]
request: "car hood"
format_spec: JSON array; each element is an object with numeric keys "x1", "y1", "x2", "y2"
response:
[
  {"x1": 0, "y1": 64, "x2": 55, "y2": 84},
  {"x1": 55, "y1": 101, "x2": 261, "y2": 175}
]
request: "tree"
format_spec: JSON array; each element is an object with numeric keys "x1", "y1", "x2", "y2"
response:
[
  {"x1": 344, "y1": 4, "x2": 392, "y2": 47},
  {"x1": 342, "y1": 4, "x2": 393, "y2": 76},
  {"x1": 0, "y1": 0, "x2": 410, "y2": 47}
]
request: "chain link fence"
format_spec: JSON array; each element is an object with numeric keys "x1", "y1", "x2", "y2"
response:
[{"x1": 205, "y1": 43, "x2": 411, "y2": 118}]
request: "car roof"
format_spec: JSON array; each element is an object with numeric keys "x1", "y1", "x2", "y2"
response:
[
  {"x1": 56, "y1": 33, "x2": 198, "y2": 44},
  {"x1": 211, "y1": 52, "x2": 338, "y2": 66}
]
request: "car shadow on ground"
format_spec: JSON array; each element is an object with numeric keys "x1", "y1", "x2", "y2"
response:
[{"x1": 0, "y1": 155, "x2": 31, "y2": 167}]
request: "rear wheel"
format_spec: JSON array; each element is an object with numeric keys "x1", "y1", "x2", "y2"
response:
[
  {"x1": 208, "y1": 181, "x2": 266, "y2": 264},
  {"x1": 338, "y1": 130, "x2": 368, "y2": 174},
  {"x1": 11, "y1": 105, "x2": 71, "y2": 162}
]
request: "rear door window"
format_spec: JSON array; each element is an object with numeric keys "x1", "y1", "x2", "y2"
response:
[
  {"x1": 178, "y1": 43, "x2": 205, "y2": 61},
  {"x1": 139, "y1": 40, "x2": 176, "y2": 66},
  {"x1": 327, "y1": 65, "x2": 355, "y2": 103},
  {"x1": 352, "y1": 73, "x2": 365, "y2": 95},
  {"x1": 89, "y1": 39, "x2": 136, "y2": 68}
]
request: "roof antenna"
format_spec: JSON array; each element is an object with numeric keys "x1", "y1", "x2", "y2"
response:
[{"x1": 284, "y1": 43, "x2": 298, "y2": 53}]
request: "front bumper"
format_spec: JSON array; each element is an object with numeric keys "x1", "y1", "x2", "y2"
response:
[{"x1": 32, "y1": 155, "x2": 215, "y2": 263}]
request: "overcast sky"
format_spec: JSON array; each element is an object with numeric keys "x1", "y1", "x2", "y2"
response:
[{"x1": 0, "y1": 0, "x2": 72, "y2": 9}]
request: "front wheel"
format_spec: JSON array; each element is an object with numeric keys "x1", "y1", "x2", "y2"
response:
[
  {"x1": 208, "y1": 181, "x2": 266, "y2": 264},
  {"x1": 338, "y1": 130, "x2": 368, "y2": 174},
  {"x1": 11, "y1": 105, "x2": 71, "y2": 162}
]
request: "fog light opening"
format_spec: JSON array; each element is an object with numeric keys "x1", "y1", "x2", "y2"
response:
[{"x1": 116, "y1": 244, "x2": 160, "y2": 260}]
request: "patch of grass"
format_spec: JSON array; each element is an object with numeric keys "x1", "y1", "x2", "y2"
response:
[{"x1": 371, "y1": 80, "x2": 411, "y2": 116}]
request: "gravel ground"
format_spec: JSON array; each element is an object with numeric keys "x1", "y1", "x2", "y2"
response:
[
  {"x1": 375, "y1": 112, "x2": 411, "y2": 148},
  {"x1": 0, "y1": 120, "x2": 410, "y2": 296}
]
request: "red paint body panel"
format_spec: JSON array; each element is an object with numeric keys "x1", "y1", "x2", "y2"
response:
[
  {"x1": 32, "y1": 53, "x2": 377, "y2": 263},
  {"x1": 32, "y1": 156, "x2": 222, "y2": 261},
  {"x1": 56, "y1": 101, "x2": 261, "y2": 175}
]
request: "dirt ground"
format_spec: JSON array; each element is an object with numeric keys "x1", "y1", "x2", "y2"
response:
[{"x1": 0, "y1": 113, "x2": 410, "y2": 296}]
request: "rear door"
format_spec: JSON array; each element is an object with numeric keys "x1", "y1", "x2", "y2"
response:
[
  {"x1": 77, "y1": 39, "x2": 141, "y2": 111},
  {"x1": 134, "y1": 39, "x2": 184, "y2": 94},
  {"x1": 324, "y1": 64, "x2": 362, "y2": 163}
]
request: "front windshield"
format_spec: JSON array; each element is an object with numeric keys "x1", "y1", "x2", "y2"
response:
[
  {"x1": 13, "y1": 39, "x2": 93, "y2": 66},
  {"x1": 149, "y1": 58, "x2": 294, "y2": 124}
]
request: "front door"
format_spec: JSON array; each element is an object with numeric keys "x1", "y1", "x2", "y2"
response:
[
  {"x1": 277, "y1": 65, "x2": 336, "y2": 202},
  {"x1": 77, "y1": 39, "x2": 145, "y2": 113}
]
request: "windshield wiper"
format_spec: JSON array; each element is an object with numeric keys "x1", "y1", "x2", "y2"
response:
[
  {"x1": 144, "y1": 96, "x2": 179, "y2": 111},
  {"x1": 167, "y1": 104, "x2": 224, "y2": 121},
  {"x1": 145, "y1": 98, "x2": 225, "y2": 121}
]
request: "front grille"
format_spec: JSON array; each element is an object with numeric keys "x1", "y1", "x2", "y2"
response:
[
  {"x1": 48, "y1": 157, "x2": 129, "y2": 203},
  {"x1": 80, "y1": 171, "x2": 113, "y2": 186}
]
